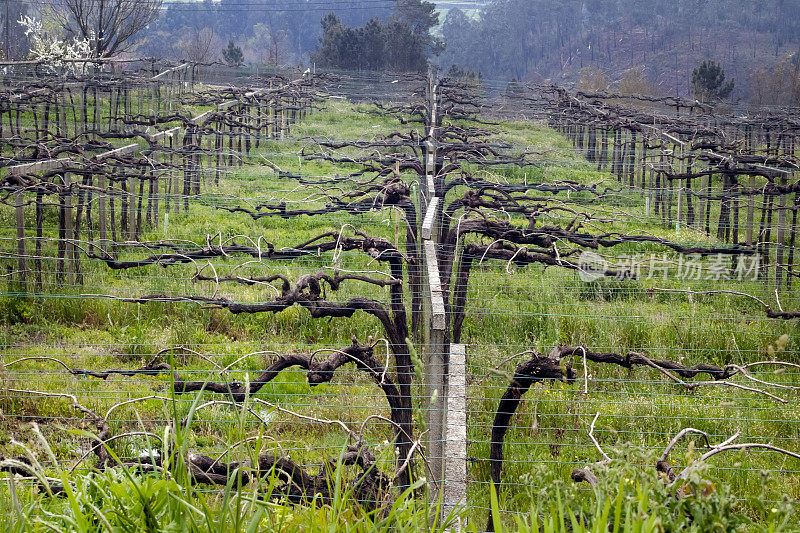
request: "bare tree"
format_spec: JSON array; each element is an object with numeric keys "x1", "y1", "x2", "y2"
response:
[
  {"x1": 180, "y1": 26, "x2": 216, "y2": 64},
  {"x1": 54, "y1": 0, "x2": 162, "y2": 57},
  {"x1": 617, "y1": 66, "x2": 659, "y2": 96},
  {"x1": 577, "y1": 65, "x2": 610, "y2": 92}
]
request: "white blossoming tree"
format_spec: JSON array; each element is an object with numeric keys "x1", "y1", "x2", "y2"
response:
[{"x1": 19, "y1": 15, "x2": 93, "y2": 75}]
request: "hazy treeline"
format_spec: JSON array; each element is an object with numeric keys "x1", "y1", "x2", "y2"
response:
[
  {"x1": 135, "y1": 0, "x2": 394, "y2": 67},
  {"x1": 6, "y1": 0, "x2": 800, "y2": 102},
  {"x1": 0, "y1": 0, "x2": 30, "y2": 60},
  {"x1": 438, "y1": 0, "x2": 800, "y2": 99}
]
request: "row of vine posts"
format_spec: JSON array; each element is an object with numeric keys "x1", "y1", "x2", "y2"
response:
[
  {"x1": 1, "y1": 62, "x2": 316, "y2": 294},
  {"x1": 546, "y1": 88, "x2": 799, "y2": 291}
]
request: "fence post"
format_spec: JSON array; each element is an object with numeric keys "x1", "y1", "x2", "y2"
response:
[
  {"x1": 15, "y1": 188, "x2": 26, "y2": 291},
  {"x1": 776, "y1": 177, "x2": 787, "y2": 288},
  {"x1": 746, "y1": 175, "x2": 756, "y2": 245},
  {"x1": 697, "y1": 174, "x2": 706, "y2": 232},
  {"x1": 64, "y1": 173, "x2": 75, "y2": 284},
  {"x1": 128, "y1": 174, "x2": 137, "y2": 241},
  {"x1": 443, "y1": 343, "x2": 467, "y2": 521},
  {"x1": 420, "y1": 81, "x2": 449, "y2": 491},
  {"x1": 423, "y1": 238, "x2": 447, "y2": 487},
  {"x1": 98, "y1": 173, "x2": 107, "y2": 252},
  {"x1": 787, "y1": 192, "x2": 799, "y2": 290}
]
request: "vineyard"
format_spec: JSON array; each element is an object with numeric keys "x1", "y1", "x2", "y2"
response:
[{"x1": 1, "y1": 63, "x2": 799, "y2": 531}]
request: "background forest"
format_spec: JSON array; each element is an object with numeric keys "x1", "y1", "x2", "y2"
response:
[
  {"x1": 144, "y1": 0, "x2": 800, "y2": 101},
  {"x1": 5, "y1": 2, "x2": 800, "y2": 108}
]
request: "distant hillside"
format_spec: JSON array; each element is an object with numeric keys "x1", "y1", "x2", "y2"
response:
[{"x1": 437, "y1": 0, "x2": 800, "y2": 99}]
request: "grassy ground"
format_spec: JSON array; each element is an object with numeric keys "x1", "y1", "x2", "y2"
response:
[{"x1": 1, "y1": 95, "x2": 799, "y2": 531}]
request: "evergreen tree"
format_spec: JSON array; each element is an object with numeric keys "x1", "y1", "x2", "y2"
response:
[
  {"x1": 691, "y1": 60, "x2": 735, "y2": 101},
  {"x1": 393, "y1": 0, "x2": 442, "y2": 55},
  {"x1": 385, "y1": 17, "x2": 427, "y2": 72},
  {"x1": 222, "y1": 40, "x2": 244, "y2": 66},
  {"x1": 360, "y1": 17, "x2": 386, "y2": 70},
  {"x1": 311, "y1": 6, "x2": 430, "y2": 72}
]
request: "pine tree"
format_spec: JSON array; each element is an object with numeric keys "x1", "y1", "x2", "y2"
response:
[
  {"x1": 691, "y1": 60, "x2": 735, "y2": 101},
  {"x1": 222, "y1": 40, "x2": 244, "y2": 67}
]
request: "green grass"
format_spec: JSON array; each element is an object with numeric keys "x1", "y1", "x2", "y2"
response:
[
  {"x1": 0, "y1": 392, "x2": 457, "y2": 533},
  {"x1": 1, "y1": 96, "x2": 799, "y2": 531}
]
